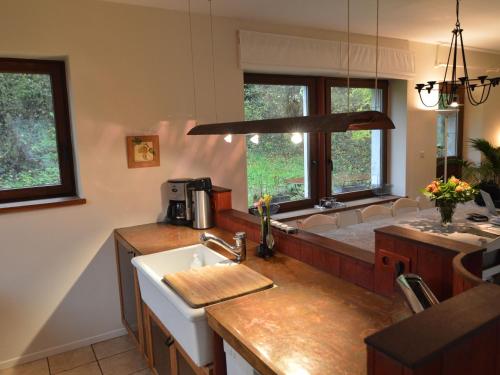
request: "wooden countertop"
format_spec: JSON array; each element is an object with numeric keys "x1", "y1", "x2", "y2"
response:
[
  {"x1": 374, "y1": 225, "x2": 484, "y2": 254},
  {"x1": 115, "y1": 222, "x2": 409, "y2": 375},
  {"x1": 365, "y1": 283, "x2": 500, "y2": 368}
]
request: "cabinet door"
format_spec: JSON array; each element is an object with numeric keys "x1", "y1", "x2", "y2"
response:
[
  {"x1": 151, "y1": 318, "x2": 174, "y2": 375},
  {"x1": 117, "y1": 242, "x2": 139, "y2": 340},
  {"x1": 374, "y1": 249, "x2": 411, "y2": 296}
]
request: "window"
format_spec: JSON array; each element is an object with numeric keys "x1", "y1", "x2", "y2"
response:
[
  {"x1": 328, "y1": 80, "x2": 387, "y2": 195},
  {"x1": 437, "y1": 111, "x2": 459, "y2": 158},
  {"x1": 244, "y1": 74, "x2": 388, "y2": 210},
  {"x1": 0, "y1": 58, "x2": 76, "y2": 203},
  {"x1": 244, "y1": 74, "x2": 317, "y2": 209},
  {"x1": 436, "y1": 87, "x2": 464, "y2": 179}
]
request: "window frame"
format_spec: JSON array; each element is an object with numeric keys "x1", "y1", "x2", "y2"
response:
[
  {"x1": 244, "y1": 73, "x2": 320, "y2": 212},
  {"x1": 436, "y1": 85, "x2": 464, "y2": 179},
  {"x1": 243, "y1": 73, "x2": 389, "y2": 211},
  {"x1": 0, "y1": 58, "x2": 77, "y2": 204},
  {"x1": 325, "y1": 78, "x2": 389, "y2": 200}
]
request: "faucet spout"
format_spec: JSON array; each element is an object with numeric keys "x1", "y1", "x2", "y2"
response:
[{"x1": 200, "y1": 232, "x2": 247, "y2": 263}]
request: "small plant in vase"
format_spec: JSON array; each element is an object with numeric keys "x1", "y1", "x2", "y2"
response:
[
  {"x1": 422, "y1": 176, "x2": 477, "y2": 225},
  {"x1": 252, "y1": 194, "x2": 278, "y2": 258}
]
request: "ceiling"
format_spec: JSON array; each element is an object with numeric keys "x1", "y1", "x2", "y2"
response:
[{"x1": 102, "y1": 0, "x2": 500, "y2": 52}]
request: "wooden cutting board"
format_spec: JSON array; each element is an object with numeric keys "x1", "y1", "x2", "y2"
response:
[{"x1": 163, "y1": 264, "x2": 273, "y2": 308}]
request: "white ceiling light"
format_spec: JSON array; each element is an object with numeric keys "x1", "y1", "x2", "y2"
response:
[
  {"x1": 291, "y1": 133, "x2": 303, "y2": 144},
  {"x1": 249, "y1": 134, "x2": 259, "y2": 144}
]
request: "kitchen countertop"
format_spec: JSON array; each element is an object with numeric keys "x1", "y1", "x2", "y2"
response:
[{"x1": 115, "y1": 222, "x2": 410, "y2": 375}]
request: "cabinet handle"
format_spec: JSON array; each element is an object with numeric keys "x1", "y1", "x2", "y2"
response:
[
  {"x1": 127, "y1": 250, "x2": 135, "y2": 256},
  {"x1": 164, "y1": 336, "x2": 175, "y2": 347}
]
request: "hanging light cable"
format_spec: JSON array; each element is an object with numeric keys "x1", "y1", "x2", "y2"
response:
[
  {"x1": 187, "y1": 0, "x2": 198, "y2": 121},
  {"x1": 347, "y1": 0, "x2": 350, "y2": 113},
  {"x1": 375, "y1": 0, "x2": 380, "y2": 111},
  {"x1": 187, "y1": 0, "x2": 395, "y2": 136}
]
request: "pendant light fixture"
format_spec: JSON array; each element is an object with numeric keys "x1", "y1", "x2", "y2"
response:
[
  {"x1": 415, "y1": 0, "x2": 499, "y2": 107},
  {"x1": 187, "y1": 0, "x2": 395, "y2": 137}
]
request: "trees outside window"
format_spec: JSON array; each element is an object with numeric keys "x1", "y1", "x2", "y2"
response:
[
  {"x1": 244, "y1": 74, "x2": 388, "y2": 210},
  {"x1": 0, "y1": 58, "x2": 76, "y2": 203}
]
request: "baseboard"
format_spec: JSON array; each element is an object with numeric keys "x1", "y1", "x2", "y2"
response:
[{"x1": 0, "y1": 327, "x2": 128, "y2": 370}]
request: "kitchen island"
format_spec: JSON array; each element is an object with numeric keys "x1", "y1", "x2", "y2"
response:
[{"x1": 115, "y1": 222, "x2": 409, "y2": 375}]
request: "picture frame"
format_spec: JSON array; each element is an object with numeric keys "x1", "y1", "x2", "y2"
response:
[{"x1": 126, "y1": 135, "x2": 160, "y2": 168}]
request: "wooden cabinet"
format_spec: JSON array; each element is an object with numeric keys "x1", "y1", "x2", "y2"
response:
[
  {"x1": 144, "y1": 305, "x2": 212, "y2": 375},
  {"x1": 373, "y1": 229, "x2": 483, "y2": 301},
  {"x1": 114, "y1": 231, "x2": 213, "y2": 375},
  {"x1": 115, "y1": 236, "x2": 145, "y2": 353},
  {"x1": 145, "y1": 305, "x2": 176, "y2": 375}
]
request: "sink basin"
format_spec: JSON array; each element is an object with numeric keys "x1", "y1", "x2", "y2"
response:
[{"x1": 132, "y1": 244, "x2": 233, "y2": 367}]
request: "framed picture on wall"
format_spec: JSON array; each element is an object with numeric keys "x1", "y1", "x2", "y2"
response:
[{"x1": 126, "y1": 135, "x2": 160, "y2": 168}]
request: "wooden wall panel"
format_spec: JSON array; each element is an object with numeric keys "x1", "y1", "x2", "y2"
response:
[
  {"x1": 417, "y1": 246, "x2": 445, "y2": 300},
  {"x1": 497, "y1": 321, "x2": 500, "y2": 375},
  {"x1": 372, "y1": 350, "x2": 403, "y2": 375},
  {"x1": 216, "y1": 210, "x2": 375, "y2": 290},
  {"x1": 403, "y1": 359, "x2": 441, "y2": 375},
  {"x1": 212, "y1": 190, "x2": 232, "y2": 212},
  {"x1": 340, "y1": 257, "x2": 374, "y2": 291},
  {"x1": 442, "y1": 323, "x2": 497, "y2": 375}
]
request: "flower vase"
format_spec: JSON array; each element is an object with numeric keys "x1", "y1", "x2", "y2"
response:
[
  {"x1": 436, "y1": 201, "x2": 456, "y2": 226},
  {"x1": 265, "y1": 216, "x2": 275, "y2": 258},
  {"x1": 256, "y1": 216, "x2": 270, "y2": 258}
]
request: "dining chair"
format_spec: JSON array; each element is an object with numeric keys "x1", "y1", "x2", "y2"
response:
[
  {"x1": 392, "y1": 198, "x2": 420, "y2": 216},
  {"x1": 356, "y1": 205, "x2": 393, "y2": 223},
  {"x1": 297, "y1": 214, "x2": 339, "y2": 233},
  {"x1": 416, "y1": 195, "x2": 434, "y2": 210}
]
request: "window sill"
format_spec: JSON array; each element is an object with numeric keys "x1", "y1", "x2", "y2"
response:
[
  {"x1": 271, "y1": 195, "x2": 402, "y2": 222},
  {"x1": 0, "y1": 196, "x2": 86, "y2": 214}
]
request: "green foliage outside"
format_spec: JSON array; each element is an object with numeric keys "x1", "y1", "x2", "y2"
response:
[
  {"x1": 244, "y1": 84, "x2": 382, "y2": 205},
  {"x1": 331, "y1": 87, "x2": 380, "y2": 193},
  {"x1": 245, "y1": 84, "x2": 307, "y2": 205},
  {"x1": 0, "y1": 73, "x2": 60, "y2": 190}
]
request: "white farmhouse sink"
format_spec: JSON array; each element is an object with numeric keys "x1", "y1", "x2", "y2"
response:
[{"x1": 132, "y1": 244, "x2": 234, "y2": 367}]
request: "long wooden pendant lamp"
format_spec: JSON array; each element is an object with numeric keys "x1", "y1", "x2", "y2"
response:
[{"x1": 187, "y1": 0, "x2": 394, "y2": 136}]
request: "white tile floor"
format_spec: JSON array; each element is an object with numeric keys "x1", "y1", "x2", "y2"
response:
[{"x1": 0, "y1": 335, "x2": 151, "y2": 375}]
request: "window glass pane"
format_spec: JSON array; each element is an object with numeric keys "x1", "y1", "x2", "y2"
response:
[
  {"x1": 436, "y1": 112, "x2": 458, "y2": 157},
  {"x1": 0, "y1": 73, "x2": 61, "y2": 191},
  {"x1": 331, "y1": 87, "x2": 383, "y2": 194},
  {"x1": 244, "y1": 84, "x2": 309, "y2": 205}
]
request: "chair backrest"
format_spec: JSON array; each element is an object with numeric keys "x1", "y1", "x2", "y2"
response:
[
  {"x1": 356, "y1": 205, "x2": 393, "y2": 223},
  {"x1": 392, "y1": 198, "x2": 419, "y2": 216},
  {"x1": 416, "y1": 195, "x2": 434, "y2": 210},
  {"x1": 297, "y1": 214, "x2": 338, "y2": 232}
]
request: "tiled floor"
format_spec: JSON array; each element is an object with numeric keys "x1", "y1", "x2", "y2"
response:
[{"x1": 0, "y1": 335, "x2": 151, "y2": 375}]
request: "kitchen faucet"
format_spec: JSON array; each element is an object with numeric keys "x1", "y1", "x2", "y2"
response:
[{"x1": 200, "y1": 232, "x2": 247, "y2": 263}]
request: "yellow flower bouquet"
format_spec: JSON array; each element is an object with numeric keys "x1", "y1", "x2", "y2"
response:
[{"x1": 421, "y1": 176, "x2": 476, "y2": 224}]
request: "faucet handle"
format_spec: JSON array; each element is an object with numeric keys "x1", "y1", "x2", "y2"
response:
[
  {"x1": 234, "y1": 232, "x2": 246, "y2": 240},
  {"x1": 200, "y1": 232, "x2": 210, "y2": 242}
]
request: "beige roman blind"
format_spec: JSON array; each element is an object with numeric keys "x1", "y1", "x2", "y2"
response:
[{"x1": 238, "y1": 30, "x2": 415, "y2": 80}]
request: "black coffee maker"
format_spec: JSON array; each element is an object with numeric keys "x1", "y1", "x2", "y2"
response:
[{"x1": 165, "y1": 178, "x2": 193, "y2": 226}]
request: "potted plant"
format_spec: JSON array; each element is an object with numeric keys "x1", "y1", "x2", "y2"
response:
[
  {"x1": 461, "y1": 138, "x2": 500, "y2": 207},
  {"x1": 422, "y1": 176, "x2": 477, "y2": 225}
]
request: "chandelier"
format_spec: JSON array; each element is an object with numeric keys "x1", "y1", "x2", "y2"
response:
[{"x1": 415, "y1": 0, "x2": 500, "y2": 108}]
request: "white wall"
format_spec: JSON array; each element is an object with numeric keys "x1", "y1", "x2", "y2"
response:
[
  {"x1": 0, "y1": 0, "x2": 248, "y2": 367},
  {"x1": 0, "y1": 0, "x2": 499, "y2": 368}
]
